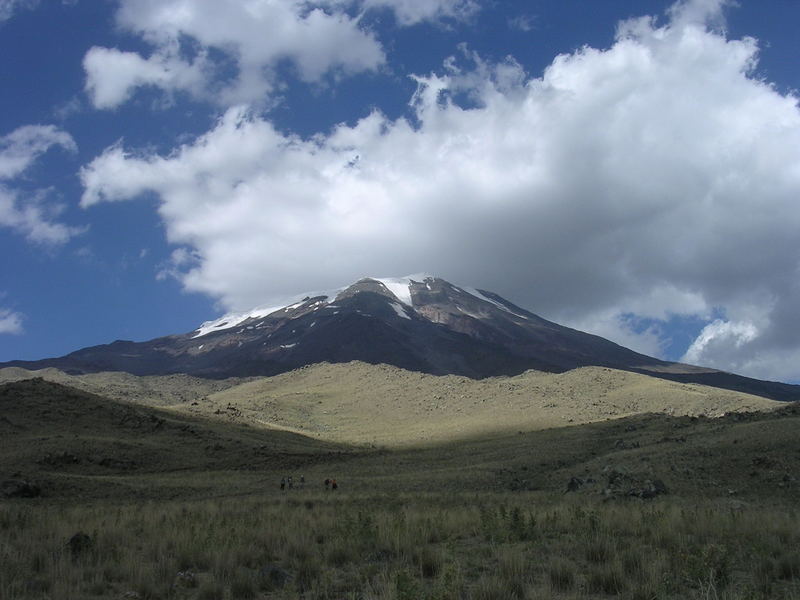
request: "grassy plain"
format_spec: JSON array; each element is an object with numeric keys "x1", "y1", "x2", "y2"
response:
[
  {"x1": 1, "y1": 366, "x2": 800, "y2": 599},
  {"x1": 4, "y1": 492, "x2": 800, "y2": 599}
]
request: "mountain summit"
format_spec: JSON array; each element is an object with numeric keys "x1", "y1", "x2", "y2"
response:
[{"x1": 5, "y1": 276, "x2": 799, "y2": 400}]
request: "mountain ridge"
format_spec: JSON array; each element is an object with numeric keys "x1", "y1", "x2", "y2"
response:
[{"x1": 4, "y1": 275, "x2": 799, "y2": 401}]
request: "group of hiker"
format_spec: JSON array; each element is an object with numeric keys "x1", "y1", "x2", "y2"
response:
[
  {"x1": 279, "y1": 475, "x2": 338, "y2": 491},
  {"x1": 279, "y1": 475, "x2": 303, "y2": 490}
]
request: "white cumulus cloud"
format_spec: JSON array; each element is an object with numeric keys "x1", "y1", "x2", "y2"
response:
[
  {"x1": 0, "y1": 125, "x2": 81, "y2": 245},
  {"x1": 0, "y1": 125, "x2": 75, "y2": 179},
  {"x1": 683, "y1": 319, "x2": 758, "y2": 366},
  {"x1": 360, "y1": 0, "x2": 478, "y2": 25},
  {"x1": 0, "y1": 308, "x2": 23, "y2": 335},
  {"x1": 80, "y1": 1, "x2": 800, "y2": 381},
  {"x1": 84, "y1": 0, "x2": 386, "y2": 109},
  {"x1": 0, "y1": 187, "x2": 78, "y2": 245},
  {"x1": 0, "y1": 0, "x2": 37, "y2": 23},
  {"x1": 508, "y1": 14, "x2": 537, "y2": 33},
  {"x1": 83, "y1": 46, "x2": 207, "y2": 110}
]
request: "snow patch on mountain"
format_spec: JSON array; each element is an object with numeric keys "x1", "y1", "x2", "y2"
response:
[
  {"x1": 373, "y1": 277, "x2": 413, "y2": 305},
  {"x1": 193, "y1": 303, "x2": 286, "y2": 338},
  {"x1": 192, "y1": 285, "x2": 346, "y2": 338},
  {"x1": 390, "y1": 302, "x2": 412, "y2": 320},
  {"x1": 462, "y1": 286, "x2": 530, "y2": 320},
  {"x1": 192, "y1": 274, "x2": 442, "y2": 337},
  {"x1": 373, "y1": 273, "x2": 432, "y2": 306}
]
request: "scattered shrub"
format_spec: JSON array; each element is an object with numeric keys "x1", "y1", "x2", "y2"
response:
[{"x1": 3, "y1": 493, "x2": 800, "y2": 599}]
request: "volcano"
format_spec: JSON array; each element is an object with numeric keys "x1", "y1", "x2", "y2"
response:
[{"x1": 4, "y1": 275, "x2": 799, "y2": 401}]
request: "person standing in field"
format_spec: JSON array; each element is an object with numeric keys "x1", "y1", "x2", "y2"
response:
[
  {"x1": 331, "y1": 478, "x2": 338, "y2": 491},
  {"x1": 280, "y1": 477, "x2": 285, "y2": 491}
]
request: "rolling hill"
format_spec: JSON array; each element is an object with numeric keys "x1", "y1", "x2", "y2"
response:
[{"x1": 3, "y1": 276, "x2": 799, "y2": 401}]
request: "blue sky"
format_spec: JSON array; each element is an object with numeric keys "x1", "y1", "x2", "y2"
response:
[{"x1": 1, "y1": 0, "x2": 799, "y2": 383}]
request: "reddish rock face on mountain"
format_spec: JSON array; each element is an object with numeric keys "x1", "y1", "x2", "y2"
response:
[{"x1": 4, "y1": 276, "x2": 799, "y2": 401}]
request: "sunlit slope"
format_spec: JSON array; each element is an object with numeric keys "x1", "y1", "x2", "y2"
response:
[
  {"x1": 172, "y1": 361, "x2": 780, "y2": 446},
  {"x1": 0, "y1": 366, "x2": 250, "y2": 406}
]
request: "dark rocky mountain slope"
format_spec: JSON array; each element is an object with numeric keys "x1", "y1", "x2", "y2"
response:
[{"x1": 4, "y1": 276, "x2": 799, "y2": 401}]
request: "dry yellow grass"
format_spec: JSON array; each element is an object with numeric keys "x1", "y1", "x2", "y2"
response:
[
  {"x1": 2, "y1": 361, "x2": 780, "y2": 448},
  {"x1": 0, "y1": 366, "x2": 249, "y2": 406},
  {"x1": 166, "y1": 361, "x2": 780, "y2": 447}
]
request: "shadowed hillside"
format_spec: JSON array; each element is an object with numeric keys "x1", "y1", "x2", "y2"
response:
[
  {"x1": 0, "y1": 378, "x2": 347, "y2": 500},
  {"x1": 0, "y1": 366, "x2": 251, "y2": 407}
]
